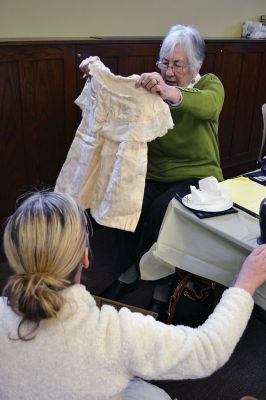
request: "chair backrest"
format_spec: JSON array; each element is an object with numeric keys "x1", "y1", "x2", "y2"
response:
[{"x1": 258, "y1": 103, "x2": 266, "y2": 163}]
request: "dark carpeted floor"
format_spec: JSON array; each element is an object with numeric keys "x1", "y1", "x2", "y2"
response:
[{"x1": 1, "y1": 227, "x2": 266, "y2": 400}]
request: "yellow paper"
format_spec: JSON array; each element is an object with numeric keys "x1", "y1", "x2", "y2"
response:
[{"x1": 220, "y1": 177, "x2": 266, "y2": 216}]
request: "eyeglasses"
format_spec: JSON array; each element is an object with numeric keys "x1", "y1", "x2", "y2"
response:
[{"x1": 156, "y1": 60, "x2": 189, "y2": 73}]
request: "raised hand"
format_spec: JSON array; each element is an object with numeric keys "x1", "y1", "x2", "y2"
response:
[
  {"x1": 79, "y1": 56, "x2": 100, "y2": 76},
  {"x1": 235, "y1": 244, "x2": 266, "y2": 294},
  {"x1": 135, "y1": 72, "x2": 181, "y2": 103}
]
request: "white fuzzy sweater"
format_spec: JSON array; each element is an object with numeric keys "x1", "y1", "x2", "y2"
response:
[{"x1": 0, "y1": 285, "x2": 253, "y2": 400}]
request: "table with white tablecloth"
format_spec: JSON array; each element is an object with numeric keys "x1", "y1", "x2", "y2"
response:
[{"x1": 140, "y1": 198, "x2": 266, "y2": 310}]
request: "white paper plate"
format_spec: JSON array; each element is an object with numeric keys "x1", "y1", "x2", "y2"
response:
[{"x1": 182, "y1": 194, "x2": 233, "y2": 212}]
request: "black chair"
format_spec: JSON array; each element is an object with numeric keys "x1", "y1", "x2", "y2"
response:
[{"x1": 258, "y1": 103, "x2": 266, "y2": 164}]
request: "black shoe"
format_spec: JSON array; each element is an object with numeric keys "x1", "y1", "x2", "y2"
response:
[
  {"x1": 148, "y1": 281, "x2": 173, "y2": 322},
  {"x1": 149, "y1": 299, "x2": 164, "y2": 315},
  {"x1": 101, "y1": 263, "x2": 140, "y2": 301},
  {"x1": 152, "y1": 283, "x2": 172, "y2": 303},
  {"x1": 101, "y1": 277, "x2": 140, "y2": 301}
]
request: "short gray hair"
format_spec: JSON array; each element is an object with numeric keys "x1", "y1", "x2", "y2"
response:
[{"x1": 159, "y1": 24, "x2": 205, "y2": 72}]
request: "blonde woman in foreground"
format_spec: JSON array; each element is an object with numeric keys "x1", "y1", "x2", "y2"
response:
[{"x1": 1, "y1": 191, "x2": 266, "y2": 400}]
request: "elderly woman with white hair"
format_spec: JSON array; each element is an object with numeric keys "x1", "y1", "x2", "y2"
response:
[{"x1": 80, "y1": 24, "x2": 225, "y2": 298}]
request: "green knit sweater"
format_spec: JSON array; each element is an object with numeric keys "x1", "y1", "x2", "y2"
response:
[{"x1": 147, "y1": 73, "x2": 224, "y2": 182}]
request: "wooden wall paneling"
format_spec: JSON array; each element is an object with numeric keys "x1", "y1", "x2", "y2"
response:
[
  {"x1": 230, "y1": 51, "x2": 262, "y2": 158},
  {"x1": 20, "y1": 45, "x2": 77, "y2": 188},
  {"x1": 62, "y1": 45, "x2": 78, "y2": 148},
  {"x1": 0, "y1": 44, "x2": 77, "y2": 253},
  {"x1": 216, "y1": 50, "x2": 243, "y2": 170},
  {"x1": 118, "y1": 54, "x2": 157, "y2": 76},
  {"x1": 116, "y1": 43, "x2": 160, "y2": 76},
  {"x1": 0, "y1": 50, "x2": 28, "y2": 232},
  {"x1": 202, "y1": 43, "x2": 231, "y2": 174},
  {"x1": 218, "y1": 42, "x2": 266, "y2": 176},
  {"x1": 201, "y1": 43, "x2": 224, "y2": 75},
  {"x1": 249, "y1": 51, "x2": 266, "y2": 160}
]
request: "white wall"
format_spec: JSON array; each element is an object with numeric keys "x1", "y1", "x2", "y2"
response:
[{"x1": 0, "y1": 0, "x2": 265, "y2": 38}]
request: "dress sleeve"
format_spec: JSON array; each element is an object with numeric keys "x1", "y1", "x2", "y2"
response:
[{"x1": 117, "y1": 287, "x2": 253, "y2": 381}]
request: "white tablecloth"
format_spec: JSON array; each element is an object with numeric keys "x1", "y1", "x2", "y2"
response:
[{"x1": 140, "y1": 198, "x2": 266, "y2": 310}]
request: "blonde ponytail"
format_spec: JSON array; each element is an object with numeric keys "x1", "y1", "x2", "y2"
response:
[{"x1": 3, "y1": 191, "x2": 88, "y2": 340}]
